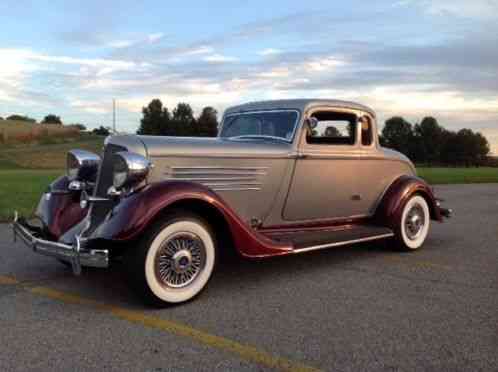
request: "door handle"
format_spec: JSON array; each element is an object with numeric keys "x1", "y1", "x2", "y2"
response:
[
  {"x1": 351, "y1": 194, "x2": 362, "y2": 201},
  {"x1": 295, "y1": 153, "x2": 308, "y2": 159}
]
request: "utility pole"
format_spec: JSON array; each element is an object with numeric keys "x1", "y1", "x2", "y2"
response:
[{"x1": 112, "y1": 99, "x2": 116, "y2": 134}]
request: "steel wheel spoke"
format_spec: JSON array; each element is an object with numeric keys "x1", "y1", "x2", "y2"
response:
[{"x1": 154, "y1": 232, "x2": 207, "y2": 289}]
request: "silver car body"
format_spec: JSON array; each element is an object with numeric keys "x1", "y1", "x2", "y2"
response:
[{"x1": 109, "y1": 99, "x2": 415, "y2": 227}]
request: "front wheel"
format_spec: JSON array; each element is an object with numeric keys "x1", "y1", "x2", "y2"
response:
[
  {"x1": 125, "y1": 212, "x2": 217, "y2": 306},
  {"x1": 393, "y1": 195, "x2": 431, "y2": 251}
]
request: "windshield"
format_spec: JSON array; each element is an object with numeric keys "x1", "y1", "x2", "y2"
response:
[{"x1": 219, "y1": 110, "x2": 299, "y2": 142}]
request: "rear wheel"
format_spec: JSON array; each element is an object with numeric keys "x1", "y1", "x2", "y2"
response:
[
  {"x1": 125, "y1": 211, "x2": 217, "y2": 306},
  {"x1": 393, "y1": 195, "x2": 430, "y2": 251}
]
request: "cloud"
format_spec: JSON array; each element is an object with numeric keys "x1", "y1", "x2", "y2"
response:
[
  {"x1": 395, "y1": 0, "x2": 498, "y2": 19},
  {"x1": 108, "y1": 40, "x2": 134, "y2": 49},
  {"x1": 258, "y1": 48, "x2": 282, "y2": 56},
  {"x1": 147, "y1": 33, "x2": 164, "y2": 43},
  {"x1": 202, "y1": 54, "x2": 239, "y2": 63}
]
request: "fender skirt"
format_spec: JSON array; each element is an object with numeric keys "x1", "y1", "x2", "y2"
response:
[
  {"x1": 375, "y1": 175, "x2": 442, "y2": 226},
  {"x1": 91, "y1": 181, "x2": 293, "y2": 258}
]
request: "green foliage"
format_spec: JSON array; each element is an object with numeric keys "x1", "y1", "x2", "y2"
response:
[
  {"x1": 382, "y1": 117, "x2": 414, "y2": 156},
  {"x1": 6, "y1": 114, "x2": 36, "y2": 123},
  {"x1": 137, "y1": 99, "x2": 219, "y2": 137},
  {"x1": 196, "y1": 106, "x2": 219, "y2": 137},
  {"x1": 73, "y1": 123, "x2": 87, "y2": 131},
  {"x1": 92, "y1": 126, "x2": 111, "y2": 136},
  {"x1": 41, "y1": 114, "x2": 62, "y2": 124},
  {"x1": 383, "y1": 116, "x2": 491, "y2": 166}
]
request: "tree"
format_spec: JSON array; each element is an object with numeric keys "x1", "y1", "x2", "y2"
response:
[
  {"x1": 413, "y1": 117, "x2": 444, "y2": 165},
  {"x1": 92, "y1": 126, "x2": 111, "y2": 136},
  {"x1": 137, "y1": 99, "x2": 170, "y2": 135},
  {"x1": 6, "y1": 114, "x2": 36, "y2": 123},
  {"x1": 170, "y1": 102, "x2": 196, "y2": 136},
  {"x1": 41, "y1": 114, "x2": 62, "y2": 125},
  {"x1": 196, "y1": 107, "x2": 218, "y2": 137},
  {"x1": 0, "y1": 116, "x2": 3, "y2": 120},
  {"x1": 73, "y1": 123, "x2": 87, "y2": 131},
  {"x1": 381, "y1": 117, "x2": 414, "y2": 157}
]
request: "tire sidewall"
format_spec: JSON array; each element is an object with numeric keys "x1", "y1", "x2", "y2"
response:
[
  {"x1": 144, "y1": 217, "x2": 216, "y2": 304},
  {"x1": 398, "y1": 195, "x2": 430, "y2": 250}
]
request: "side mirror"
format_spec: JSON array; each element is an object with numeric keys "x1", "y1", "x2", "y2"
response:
[{"x1": 305, "y1": 117, "x2": 318, "y2": 130}]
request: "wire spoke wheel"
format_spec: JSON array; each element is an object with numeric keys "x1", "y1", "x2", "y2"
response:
[
  {"x1": 154, "y1": 232, "x2": 206, "y2": 289},
  {"x1": 404, "y1": 204, "x2": 426, "y2": 240}
]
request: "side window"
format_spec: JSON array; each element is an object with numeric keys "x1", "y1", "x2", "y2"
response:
[
  {"x1": 360, "y1": 116, "x2": 373, "y2": 146},
  {"x1": 306, "y1": 111, "x2": 356, "y2": 145}
]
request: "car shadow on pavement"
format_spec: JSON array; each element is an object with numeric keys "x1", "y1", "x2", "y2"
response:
[{"x1": 46, "y1": 239, "x2": 411, "y2": 311}]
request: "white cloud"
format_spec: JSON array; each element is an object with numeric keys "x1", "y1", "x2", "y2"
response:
[
  {"x1": 258, "y1": 48, "x2": 282, "y2": 56},
  {"x1": 396, "y1": 0, "x2": 498, "y2": 19},
  {"x1": 108, "y1": 40, "x2": 134, "y2": 48},
  {"x1": 202, "y1": 54, "x2": 238, "y2": 63},
  {"x1": 147, "y1": 32, "x2": 164, "y2": 43},
  {"x1": 183, "y1": 46, "x2": 214, "y2": 55}
]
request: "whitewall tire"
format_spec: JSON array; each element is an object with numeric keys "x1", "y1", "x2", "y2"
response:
[
  {"x1": 395, "y1": 195, "x2": 430, "y2": 251},
  {"x1": 125, "y1": 212, "x2": 217, "y2": 306}
]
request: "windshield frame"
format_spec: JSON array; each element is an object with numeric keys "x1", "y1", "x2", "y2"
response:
[{"x1": 219, "y1": 109, "x2": 301, "y2": 144}]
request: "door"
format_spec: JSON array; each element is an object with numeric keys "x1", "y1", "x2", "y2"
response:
[{"x1": 283, "y1": 109, "x2": 365, "y2": 221}]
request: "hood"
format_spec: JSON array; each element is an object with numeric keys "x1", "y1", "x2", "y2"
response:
[
  {"x1": 137, "y1": 135, "x2": 294, "y2": 158},
  {"x1": 380, "y1": 146, "x2": 416, "y2": 174}
]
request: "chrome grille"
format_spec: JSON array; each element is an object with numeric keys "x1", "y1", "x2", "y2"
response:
[{"x1": 89, "y1": 143, "x2": 127, "y2": 230}]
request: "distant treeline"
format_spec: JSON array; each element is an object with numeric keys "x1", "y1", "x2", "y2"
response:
[
  {"x1": 137, "y1": 99, "x2": 218, "y2": 137},
  {"x1": 380, "y1": 117, "x2": 490, "y2": 167}
]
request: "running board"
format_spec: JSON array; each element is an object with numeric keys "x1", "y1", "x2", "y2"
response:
[{"x1": 263, "y1": 225, "x2": 394, "y2": 254}]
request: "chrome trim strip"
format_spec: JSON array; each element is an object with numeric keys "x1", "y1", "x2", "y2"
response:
[
  {"x1": 164, "y1": 177, "x2": 260, "y2": 182},
  {"x1": 292, "y1": 233, "x2": 394, "y2": 254},
  {"x1": 170, "y1": 166, "x2": 269, "y2": 170},
  {"x1": 165, "y1": 166, "x2": 267, "y2": 191},
  {"x1": 210, "y1": 187, "x2": 261, "y2": 191},
  {"x1": 165, "y1": 171, "x2": 268, "y2": 176}
]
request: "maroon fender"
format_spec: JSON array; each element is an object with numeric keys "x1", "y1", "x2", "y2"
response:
[
  {"x1": 375, "y1": 175, "x2": 442, "y2": 228},
  {"x1": 93, "y1": 181, "x2": 293, "y2": 258},
  {"x1": 36, "y1": 176, "x2": 88, "y2": 239}
]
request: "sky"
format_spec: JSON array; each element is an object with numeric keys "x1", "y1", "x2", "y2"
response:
[{"x1": 0, "y1": 0, "x2": 497, "y2": 153}]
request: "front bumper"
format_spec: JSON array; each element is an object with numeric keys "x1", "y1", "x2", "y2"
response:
[{"x1": 12, "y1": 212, "x2": 109, "y2": 275}]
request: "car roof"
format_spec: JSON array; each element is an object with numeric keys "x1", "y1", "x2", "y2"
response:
[{"x1": 224, "y1": 99, "x2": 376, "y2": 118}]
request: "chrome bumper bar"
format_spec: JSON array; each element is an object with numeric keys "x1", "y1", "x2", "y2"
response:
[{"x1": 12, "y1": 212, "x2": 109, "y2": 275}]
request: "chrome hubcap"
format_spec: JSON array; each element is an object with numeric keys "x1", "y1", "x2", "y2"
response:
[
  {"x1": 154, "y1": 232, "x2": 205, "y2": 288},
  {"x1": 405, "y1": 204, "x2": 425, "y2": 240}
]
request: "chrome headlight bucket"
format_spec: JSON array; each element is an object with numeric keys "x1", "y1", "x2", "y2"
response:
[
  {"x1": 67, "y1": 150, "x2": 101, "y2": 182},
  {"x1": 112, "y1": 151, "x2": 152, "y2": 190}
]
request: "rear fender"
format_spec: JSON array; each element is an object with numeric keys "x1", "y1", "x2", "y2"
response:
[
  {"x1": 91, "y1": 181, "x2": 292, "y2": 258},
  {"x1": 375, "y1": 175, "x2": 442, "y2": 227}
]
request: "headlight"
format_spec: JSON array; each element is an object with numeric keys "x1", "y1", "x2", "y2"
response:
[
  {"x1": 112, "y1": 151, "x2": 152, "y2": 190},
  {"x1": 67, "y1": 150, "x2": 101, "y2": 182}
]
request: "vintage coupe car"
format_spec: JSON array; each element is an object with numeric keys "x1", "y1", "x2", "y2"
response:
[{"x1": 13, "y1": 99, "x2": 451, "y2": 305}]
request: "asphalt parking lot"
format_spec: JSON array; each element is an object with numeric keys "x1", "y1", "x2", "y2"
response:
[{"x1": 0, "y1": 184, "x2": 497, "y2": 372}]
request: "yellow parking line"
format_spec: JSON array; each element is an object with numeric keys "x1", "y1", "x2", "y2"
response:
[
  {"x1": 1, "y1": 278, "x2": 320, "y2": 372},
  {"x1": 0, "y1": 275, "x2": 19, "y2": 285}
]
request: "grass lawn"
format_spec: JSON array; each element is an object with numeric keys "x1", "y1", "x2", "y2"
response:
[
  {"x1": 0, "y1": 136, "x2": 103, "y2": 221},
  {"x1": 0, "y1": 169, "x2": 62, "y2": 221},
  {"x1": 417, "y1": 167, "x2": 498, "y2": 184}
]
